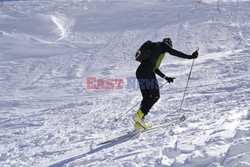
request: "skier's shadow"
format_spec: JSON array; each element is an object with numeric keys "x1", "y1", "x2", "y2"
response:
[{"x1": 48, "y1": 136, "x2": 134, "y2": 167}]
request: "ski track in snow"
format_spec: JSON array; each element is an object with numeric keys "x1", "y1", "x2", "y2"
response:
[{"x1": 0, "y1": 0, "x2": 250, "y2": 166}]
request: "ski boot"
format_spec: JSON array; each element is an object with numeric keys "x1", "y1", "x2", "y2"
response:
[{"x1": 133, "y1": 109, "x2": 151, "y2": 131}]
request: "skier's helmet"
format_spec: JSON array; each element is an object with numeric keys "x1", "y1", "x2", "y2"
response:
[{"x1": 163, "y1": 37, "x2": 173, "y2": 47}]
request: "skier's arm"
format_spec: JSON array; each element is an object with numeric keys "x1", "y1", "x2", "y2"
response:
[
  {"x1": 153, "y1": 68, "x2": 165, "y2": 78},
  {"x1": 162, "y1": 43, "x2": 196, "y2": 59},
  {"x1": 154, "y1": 68, "x2": 175, "y2": 83}
]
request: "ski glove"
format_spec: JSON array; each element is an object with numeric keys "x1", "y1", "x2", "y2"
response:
[
  {"x1": 164, "y1": 76, "x2": 175, "y2": 83},
  {"x1": 190, "y1": 50, "x2": 199, "y2": 59}
]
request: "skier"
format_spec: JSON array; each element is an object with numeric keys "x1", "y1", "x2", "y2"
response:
[{"x1": 133, "y1": 37, "x2": 198, "y2": 131}]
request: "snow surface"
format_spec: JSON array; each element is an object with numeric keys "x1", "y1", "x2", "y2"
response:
[{"x1": 0, "y1": 0, "x2": 250, "y2": 166}]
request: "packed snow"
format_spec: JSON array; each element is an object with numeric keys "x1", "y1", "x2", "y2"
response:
[{"x1": 0, "y1": 0, "x2": 249, "y2": 166}]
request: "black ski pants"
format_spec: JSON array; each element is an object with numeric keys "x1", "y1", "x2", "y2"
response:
[{"x1": 136, "y1": 61, "x2": 160, "y2": 116}]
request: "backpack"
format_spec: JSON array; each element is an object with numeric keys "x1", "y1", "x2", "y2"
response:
[{"x1": 135, "y1": 40, "x2": 153, "y2": 62}]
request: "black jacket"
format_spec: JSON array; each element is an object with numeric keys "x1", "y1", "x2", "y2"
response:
[{"x1": 143, "y1": 41, "x2": 193, "y2": 78}]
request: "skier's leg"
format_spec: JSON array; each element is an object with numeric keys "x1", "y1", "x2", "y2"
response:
[
  {"x1": 135, "y1": 63, "x2": 159, "y2": 116},
  {"x1": 141, "y1": 78, "x2": 160, "y2": 115},
  {"x1": 147, "y1": 81, "x2": 160, "y2": 110},
  {"x1": 136, "y1": 65, "x2": 150, "y2": 116},
  {"x1": 139, "y1": 83, "x2": 151, "y2": 116}
]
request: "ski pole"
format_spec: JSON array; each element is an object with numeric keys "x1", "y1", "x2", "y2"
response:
[
  {"x1": 113, "y1": 101, "x2": 140, "y2": 122},
  {"x1": 178, "y1": 58, "x2": 195, "y2": 119},
  {"x1": 114, "y1": 81, "x2": 169, "y2": 122}
]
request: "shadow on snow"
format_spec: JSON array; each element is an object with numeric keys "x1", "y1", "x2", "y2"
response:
[{"x1": 48, "y1": 136, "x2": 134, "y2": 167}]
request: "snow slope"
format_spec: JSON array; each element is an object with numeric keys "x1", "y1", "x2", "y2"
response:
[{"x1": 0, "y1": 0, "x2": 250, "y2": 166}]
